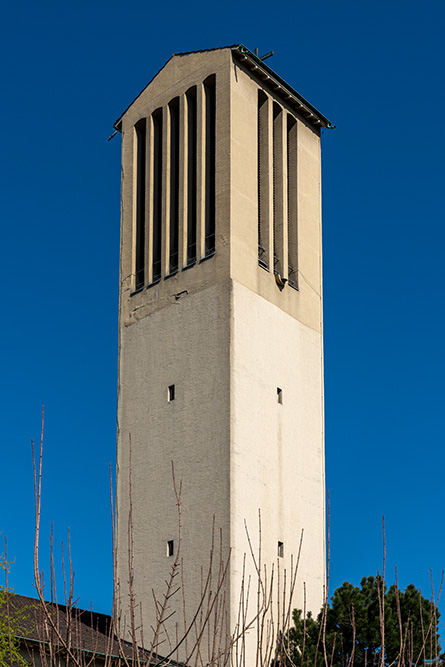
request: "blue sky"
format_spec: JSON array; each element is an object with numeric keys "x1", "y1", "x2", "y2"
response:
[{"x1": 1, "y1": 0, "x2": 444, "y2": 629}]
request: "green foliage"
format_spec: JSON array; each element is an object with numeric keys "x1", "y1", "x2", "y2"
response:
[
  {"x1": 288, "y1": 577, "x2": 441, "y2": 667},
  {"x1": 0, "y1": 557, "x2": 30, "y2": 667}
]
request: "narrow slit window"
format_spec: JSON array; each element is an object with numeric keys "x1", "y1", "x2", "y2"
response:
[
  {"x1": 135, "y1": 119, "x2": 146, "y2": 290},
  {"x1": 277, "y1": 387, "x2": 283, "y2": 404},
  {"x1": 152, "y1": 108, "x2": 163, "y2": 282},
  {"x1": 258, "y1": 91, "x2": 269, "y2": 269},
  {"x1": 287, "y1": 115, "x2": 298, "y2": 288},
  {"x1": 168, "y1": 384, "x2": 175, "y2": 402},
  {"x1": 167, "y1": 540, "x2": 174, "y2": 557},
  {"x1": 169, "y1": 98, "x2": 180, "y2": 274},
  {"x1": 204, "y1": 75, "x2": 216, "y2": 257},
  {"x1": 272, "y1": 103, "x2": 282, "y2": 276},
  {"x1": 278, "y1": 541, "x2": 284, "y2": 558},
  {"x1": 186, "y1": 87, "x2": 197, "y2": 266}
]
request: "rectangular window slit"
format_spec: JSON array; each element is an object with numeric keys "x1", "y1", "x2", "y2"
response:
[
  {"x1": 278, "y1": 541, "x2": 284, "y2": 558},
  {"x1": 204, "y1": 75, "x2": 216, "y2": 257},
  {"x1": 169, "y1": 98, "x2": 180, "y2": 274},
  {"x1": 152, "y1": 107, "x2": 163, "y2": 282},
  {"x1": 135, "y1": 119, "x2": 146, "y2": 290},
  {"x1": 186, "y1": 87, "x2": 197, "y2": 265},
  {"x1": 258, "y1": 90, "x2": 268, "y2": 269},
  {"x1": 167, "y1": 540, "x2": 174, "y2": 557},
  {"x1": 273, "y1": 103, "x2": 282, "y2": 277},
  {"x1": 277, "y1": 387, "x2": 283, "y2": 404},
  {"x1": 287, "y1": 114, "x2": 298, "y2": 288},
  {"x1": 168, "y1": 384, "x2": 175, "y2": 402}
]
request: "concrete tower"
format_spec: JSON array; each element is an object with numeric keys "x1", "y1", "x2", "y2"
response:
[{"x1": 115, "y1": 45, "x2": 330, "y2": 660}]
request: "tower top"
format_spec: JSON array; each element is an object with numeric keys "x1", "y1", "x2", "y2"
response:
[{"x1": 114, "y1": 44, "x2": 333, "y2": 132}]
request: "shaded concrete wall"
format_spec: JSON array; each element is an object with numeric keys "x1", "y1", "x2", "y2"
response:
[{"x1": 116, "y1": 281, "x2": 232, "y2": 644}]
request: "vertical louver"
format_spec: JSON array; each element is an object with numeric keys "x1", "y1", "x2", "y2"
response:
[
  {"x1": 258, "y1": 95, "x2": 299, "y2": 288},
  {"x1": 132, "y1": 76, "x2": 216, "y2": 290}
]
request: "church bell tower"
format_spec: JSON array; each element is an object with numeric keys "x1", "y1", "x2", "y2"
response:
[{"x1": 114, "y1": 44, "x2": 330, "y2": 660}]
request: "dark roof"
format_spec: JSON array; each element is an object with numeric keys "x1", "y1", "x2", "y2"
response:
[
  {"x1": 113, "y1": 44, "x2": 332, "y2": 131},
  {"x1": 3, "y1": 594, "x2": 129, "y2": 659},
  {"x1": 4, "y1": 594, "x2": 185, "y2": 666}
]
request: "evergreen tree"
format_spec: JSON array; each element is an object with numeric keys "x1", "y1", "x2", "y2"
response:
[{"x1": 287, "y1": 577, "x2": 441, "y2": 667}]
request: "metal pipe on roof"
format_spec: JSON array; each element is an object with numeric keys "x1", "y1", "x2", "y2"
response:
[{"x1": 233, "y1": 44, "x2": 334, "y2": 129}]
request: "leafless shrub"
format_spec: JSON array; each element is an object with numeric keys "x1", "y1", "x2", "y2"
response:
[
  {"x1": 24, "y1": 410, "x2": 304, "y2": 667},
  {"x1": 2, "y1": 412, "x2": 442, "y2": 667}
]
